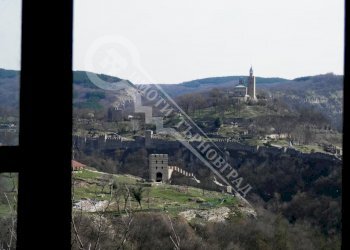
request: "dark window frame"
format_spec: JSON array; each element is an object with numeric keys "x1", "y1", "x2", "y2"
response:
[{"x1": 0, "y1": 0, "x2": 72, "y2": 248}]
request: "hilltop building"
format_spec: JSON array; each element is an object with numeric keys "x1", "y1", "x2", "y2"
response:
[
  {"x1": 231, "y1": 66, "x2": 257, "y2": 101},
  {"x1": 247, "y1": 66, "x2": 256, "y2": 99},
  {"x1": 232, "y1": 78, "x2": 248, "y2": 101}
]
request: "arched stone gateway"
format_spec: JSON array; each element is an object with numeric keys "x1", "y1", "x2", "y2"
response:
[
  {"x1": 156, "y1": 172, "x2": 163, "y2": 182},
  {"x1": 149, "y1": 154, "x2": 172, "y2": 183},
  {"x1": 149, "y1": 154, "x2": 195, "y2": 183}
]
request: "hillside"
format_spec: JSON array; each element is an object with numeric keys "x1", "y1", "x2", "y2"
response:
[
  {"x1": 0, "y1": 69, "x2": 136, "y2": 111},
  {"x1": 155, "y1": 75, "x2": 289, "y2": 97},
  {"x1": 0, "y1": 57, "x2": 343, "y2": 250},
  {"x1": 0, "y1": 69, "x2": 342, "y2": 117},
  {"x1": 72, "y1": 168, "x2": 250, "y2": 219},
  {"x1": 0, "y1": 69, "x2": 20, "y2": 109},
  {"x1": 68, "y1": 167, "x2": 340, "y2": 249},
  {"x1": 261, "y1": 73, "x2": 343, "y2": 130},
  {"x1": 0, "y1": 69, "x2": 343, "y2": 145},
  {"x1": 0, "y1": 69, "x2": 289, "y2": 108}
]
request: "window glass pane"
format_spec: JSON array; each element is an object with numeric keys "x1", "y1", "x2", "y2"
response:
[
  {"x1": 73, "y1": 1, "x2": 343, "y2": 249},
  {"x1": 0, "y1": 0, "x2": 21, "y2": 146},
  {"x1": 0, "y1": 172, "x2": 18, "y2": 249}
]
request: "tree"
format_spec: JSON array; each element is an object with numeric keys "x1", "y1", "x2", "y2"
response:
[
  {"x1": 0, "y1": 173, "x2": 18, "y2": 249},
  {"x1": 100, "y1": 174, "x2": 114, "y2": 194},
  {"x1": 176, "y1": 94, "x2": 192, "y2": 114},
  {"x1": 71, "y1": 178, "x2": 134, "y2": 250},
  {"x1": 209, "y1": 88, "x2": 221, "y2": 112},
  {"x1": 233, "y1": 101, "x2": 243, "y2": 116},
  {"x1": 131, "y1": 186, "x2": 144, "y2": 210},
  {"x1": 191, "y1": 93, "x2": 206, "y2": 115},
  {"x1": 122, "y1": 185, "x2": 131, "y2": 210},
  {"x1": 214, "y1": 117, "x2": 222, "y2": 128}
]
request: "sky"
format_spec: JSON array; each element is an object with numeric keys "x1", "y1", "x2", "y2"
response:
[
  {"x1": 0, "y1": 0, "x2": 22, "y2": 71},
  {"x1": 0, "y1": 0, "x2": 345, "y2": 84}
]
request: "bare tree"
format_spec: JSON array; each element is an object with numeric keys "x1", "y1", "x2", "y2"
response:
[
  {"x1": 168, "y1": 215, "x2": 181, "y2": 250},
  {"x1": 209, "y1": 88, "x2": 221, "y2": 112},
  {"x1": 131, "y1": 186, "x2": 144, "y2": 210},
  {"x1": 72, "y1": 177, "x2": 134, "y2": 250},
  {"x1": 176, "y1": 94, "x2": 192, "y2": 114},
  {"x1": 191, "y1": 93, "x2": 206, "y2": 115},
  {"x1": 122, "y1": 185, "x2": 131, "y2": 211},
  {"x1": 0, "y1": 173, "x2": 18, "y2": 250}
]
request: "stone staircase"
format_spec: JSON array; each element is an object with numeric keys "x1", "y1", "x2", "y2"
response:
[{"x1": 169, "y1": 166, "x2": 194, "y2": 177}]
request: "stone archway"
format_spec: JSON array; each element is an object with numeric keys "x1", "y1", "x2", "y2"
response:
[{"x1": 156, "y1": 172, "x2": 163, "y2": 182}]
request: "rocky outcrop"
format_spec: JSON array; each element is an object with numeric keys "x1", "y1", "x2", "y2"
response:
[
  {"x1": 73, "y1": 199, "x2": 110, "y2": 212},
  {"x1": 179, "y1": 207, "x2": 231, "y2": 222}
]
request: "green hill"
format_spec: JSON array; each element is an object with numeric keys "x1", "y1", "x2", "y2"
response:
[
  {"x1": 179, "y1": 75, "x2": 288, "y2": 88},
  {"x1": 73, "y1": 168, "x2": 238, "y2": 217}
]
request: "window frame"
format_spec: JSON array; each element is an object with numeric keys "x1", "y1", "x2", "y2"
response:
[
  {"x1": 0, "y1": 0, "x2": 73, "y2": 248},
  {"x1": 0, "y1": 1, "x2": 348, "y2": 249}
]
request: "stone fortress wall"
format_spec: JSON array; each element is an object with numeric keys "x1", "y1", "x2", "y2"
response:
[{"x1": 73, "y1": 130, "x2": 341, "y2": 163}]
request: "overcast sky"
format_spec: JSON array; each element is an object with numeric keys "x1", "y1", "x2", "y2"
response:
[
  {"x1": 0, "y1": 0, "x2": 22, "y2": 71},
  {"x1": 0, "y1": 0, "x2": 344, "y2": 84}
]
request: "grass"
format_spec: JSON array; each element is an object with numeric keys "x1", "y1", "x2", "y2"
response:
[
  {"x1": 0, "y1": 204, "x2": 12, "y2": 217},
  {"x1": 293, "y1": 144, "x2": 325, "y2": 153},
  {"x1": 217, "y1": 125, "x2": 244, "y2": 137},
  {"x1": 265, "y1": 139, "x2": 330, "y2": 153},
  {"x1": 73, "y1": 169, "x2": 237, "y2": 215},
  {"x1": 73, "y1": 169, "x2": 139, "y2": 200},
  {"x1": 74, "y1": 169, "x2": 101, "y2": 179},
  {"x1": 147, "y1": 184, "x2": 236, "y2": 209},
  {"x1": 115, "y1": 174, "x2": 140, "y2": 185}
]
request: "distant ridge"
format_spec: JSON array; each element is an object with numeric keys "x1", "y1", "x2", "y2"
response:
[
  {"x1": 0, "y1": 68, "x2": 19, "y2": 78},
  {"x1": 178, "y1": 75, "x2": 289, "y2": 88}
]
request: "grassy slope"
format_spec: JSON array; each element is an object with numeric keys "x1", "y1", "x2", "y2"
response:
[{"x1": 73, "y1": 169, "x2": 237, "y2": 215}]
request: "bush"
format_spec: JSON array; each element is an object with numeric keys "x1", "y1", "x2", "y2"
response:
[{"x1": 214, "y1": 117, "x2": 222, "y2": 128}]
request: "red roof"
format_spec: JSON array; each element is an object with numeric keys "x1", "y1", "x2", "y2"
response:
[{"x1": 71, "y1": 160, "x2": 86, "y2": 170}]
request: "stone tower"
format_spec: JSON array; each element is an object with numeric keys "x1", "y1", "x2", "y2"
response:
[
  {"x1": 247, "y1": 66, "x2": 256, "y2": 100},
  {"x1": 149, "y1": 154, "x2": 173, "y2": 182},
  {"x1": 145, "y1": 130, "x2": 153, "y2": 148},
  {"x1": 107, "y1": 107, "x2": 123, "y2": 122}
]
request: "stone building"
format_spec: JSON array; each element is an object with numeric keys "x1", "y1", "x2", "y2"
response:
[
  {"x1": 128, "y1": 112, "x2": 146, "y2": 131},
  {"x1": 230, "y1": 67, "x2": 257, "y2": 102},
  {"x1": 149, "y1": 154, "x2": 173, "y2": 182},
  {"x1": 145, "y1": 130, "x2": 153, "y2": 148},
  {"x1": 107, "y1": 107, "x2": 123, "y2": 122},
  {"x1": 232, "y1": 79, "x2": 248, "y2": 102},
  {"x1": 148, "y1": 153, "x2": 194, "y2": 183}
]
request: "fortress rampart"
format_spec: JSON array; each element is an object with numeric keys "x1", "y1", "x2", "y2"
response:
[{"x1": 73, "y1": 132, "x2": 341, "y2": 163}]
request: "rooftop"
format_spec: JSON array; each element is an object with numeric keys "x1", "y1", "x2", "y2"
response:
[{"x1": 72, "y1": 160, "x2": 86, "y2": 169}]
